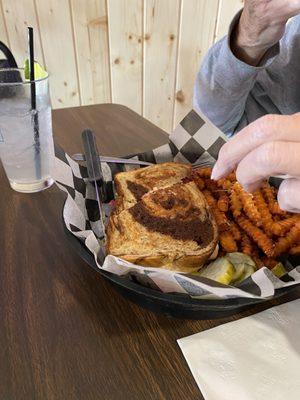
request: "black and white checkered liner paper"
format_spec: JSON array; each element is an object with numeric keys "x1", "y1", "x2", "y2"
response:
[{"x1": 54, "y1": 109, "x2": 300, "y2": 299}]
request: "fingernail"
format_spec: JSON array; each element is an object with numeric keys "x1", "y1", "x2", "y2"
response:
[
  {"x1": 211, "y1": 165, "x2": 223, "y2": 180},
  {"x1": 243, "y1": 182, "x2": 260, "y2": 193},
  {"x1": 243, "y1": 184, "x2": 252, "y2": 193},
  {"x1": 285, "y1": 208, "x2": 300, "y2": 213},
  {"x1": 281, "y1": 206, "x2": 292, "y2": 212},
  {"x1": 278, "y1": 199, "x2": 293, "y2": 212}
]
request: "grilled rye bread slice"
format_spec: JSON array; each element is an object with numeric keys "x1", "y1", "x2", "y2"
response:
[
  {"x1": 107, "y1": 181, "x2": 218, "y2": 273},
  {"x1": 114, "y1": 162, "x2": 191, "y2": 212}
]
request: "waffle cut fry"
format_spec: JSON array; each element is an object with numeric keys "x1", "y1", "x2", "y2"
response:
[
  {"x1": 217, "y1": 178, "x2": 232, "y2": 190},
  {"x1": 188, "y1": 171, "x2": 205, "y2": 190},
  {"x1": 194, "y1": 167, "x2": 212, "y2": 179},
  {"x1": 219, "y1": 231, "x2": 238, "y2": 253},
  {"x1": 272, "y1": 215, "x2": 300, "y2": 236},
  {"x1": 229, "y1": 221, "x2": 242, "y2": 241},
  {"x1": 203, "y1": 190, "x2": 230, "y2": 232},
  {"x1": 195, "y1": 176, "x2": 205, "y2": 190},
  {"x1": 203, "y1": 189, "x2": 216, "y2": 207},
  {"x1": 253, "y1": 190, "x2": 273, "y2": 234},
  {"x1": 230, "y1": 185, "x2": 243, "y2": 217},
  {"x1": 191, "y1": 166, "x2": 300, "y2": 267},
  {"x1": 234, "y1": 182, "x2": 262, "y2": 226},
  {"x1": 274, "y1": 222, "x2": 300, "y2": 257},
  {"x1": 272, "y1": 202, "x2": 287, "y2": 216},
  {"x1": 204, "y1": 178, "x2": 219, "y2": 192},
  {"x1": 228, "y1": 171, "x2": 236, "y2": 182},
  {"x1": 240, "y1": 234, "x2": 252, "y2": 256},
  {"x1": 250, "y1": 244, "x2": 265, "y2": 268},
  {"x1": 261, "y1": 182, "x2": 287, "y2": 216},
  {"x1": 217, "y1": 193, "x2": 229, "y2": 212},
  {"x1": 289, "y1": 245, "x2": 300, "y2": 255},
  {"x1": 236, "y1": 215, "x2": 275, "y2": 257},
  {"x1": 252, "y1": 254, "x2": 265, "y2": 269},
  {"x1": 261, "y1": 182, "x2": 276, "y2": 209},
  {"x1": 261, "y1": 257, "x2": 278, "y2": 269}
]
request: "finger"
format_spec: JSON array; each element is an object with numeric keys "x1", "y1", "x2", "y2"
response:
[
  {"x1": 285, "y1": 0, "x2": 300, "y2": 16},
  {"x1": 235, "y1": 141, "x2": 300, "y2": 191},
  {"x1": 211, "y1": 113, "x2": 300, "y2": 180},
  {"x1": 278, "y1": 178, "x2": 300, "y2": 213},
  {"x1": 276, "y1": 0, "x2": 300, "y2": 20}
]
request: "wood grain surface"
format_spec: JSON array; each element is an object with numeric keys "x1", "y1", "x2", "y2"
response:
[
  {"x1": 0, "y1": 0, "x2": 245, "y2": 130},
  {"x1": 143, "y1": 0, "x2": 180, "y2": 132},
  {"x1": 107, "y1": 0, "x2": 143, "y2": 114},
  {"x1": 35, "y1": 0, "x2": 80, "y2": 107},
  {"x1": 70, "y1": 0, "x2": 111, "y2": 105},
  {"x1": 174, "y1": 0, "x2": 219, "y2": 128},
  {"x1": 1, "y1": 104, "x2": 299, "y2": 400},
  {"x1": 1, "y1": 0, "x2": 44, "y2": 68}
]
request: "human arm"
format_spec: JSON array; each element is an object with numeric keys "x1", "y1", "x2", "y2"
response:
[{"x1": 194, "y1": 0, "x2": 300, "y2": 136}]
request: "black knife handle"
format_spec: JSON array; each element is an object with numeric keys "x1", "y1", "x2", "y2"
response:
[{"x1": 82, "y1": 129, "x2": 103, "y2": 182}]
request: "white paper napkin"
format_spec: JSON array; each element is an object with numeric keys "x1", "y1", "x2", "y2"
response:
[{"x1": 178, "y1": 299, "x2": 300, "y2": 400}]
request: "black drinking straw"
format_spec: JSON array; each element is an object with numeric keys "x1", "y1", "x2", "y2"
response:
[{"x1": 28, "y1": 27, "x2": 41, "y2": 179}]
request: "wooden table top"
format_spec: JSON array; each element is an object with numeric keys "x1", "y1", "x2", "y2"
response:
[{"x1": 1, "y1": 104, "x2": 299, "y2": 400}]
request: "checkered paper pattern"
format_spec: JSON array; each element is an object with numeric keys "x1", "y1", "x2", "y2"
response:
[{"x1": 54, "y1": 109, "x2": 300, "y2": 299}]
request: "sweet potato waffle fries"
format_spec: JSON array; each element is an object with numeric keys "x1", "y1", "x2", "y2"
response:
[{"x1": 190, "y1": 167, "x2": 300, "y2": 269}]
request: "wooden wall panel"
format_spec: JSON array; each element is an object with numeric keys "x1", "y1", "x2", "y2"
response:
[
  {"x1": 35, "y1": 0, "x2": 80, "y2": 108},
  {"x1": 143, "y1": 0, "x2": 180, "y2": 133},
  {"x1": 174, "y1": 0, "x2": 219, "y2": 128},
  {"x1": 1, "y1": 0, "x2": 44, "y2": 68},
  {"x1": 215, "y1": 0, "x2": 244, "y2": 42},
  {"x1": 107, "y1": 0, "x2": 143, "y2": 114},
  {"x1": 70, "y1": 0, "x2": 111, "y2": 105},
  {"x1": 0, "y1": 0, "x2": 241, "y2": 131},
  {"x1": 0, "y1": 1, "x2": 9, "y2": 46}
]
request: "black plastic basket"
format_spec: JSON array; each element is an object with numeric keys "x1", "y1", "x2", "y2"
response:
[{"x1": 63, "y1": 217, "x2": 299, "y2": 320}]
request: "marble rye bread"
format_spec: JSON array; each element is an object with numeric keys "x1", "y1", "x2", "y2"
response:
[
  {"x1": 107, "y1": 164, "x2": 218, "y2": 273},
  {"x1": 114, "y1": 162, "x2": 192, "y2": 212}
]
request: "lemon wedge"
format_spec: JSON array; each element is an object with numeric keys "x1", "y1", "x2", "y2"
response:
[{"x1": 24, "y1": 59, "x2": 47, "y2": 80}]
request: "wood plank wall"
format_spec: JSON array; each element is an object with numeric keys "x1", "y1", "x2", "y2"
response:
[{"x1": 0, "y1": 0, "x2": 244, "y2": 132}]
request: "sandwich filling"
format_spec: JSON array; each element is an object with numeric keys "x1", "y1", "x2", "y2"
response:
[
  {"x1": 126, "y1": 180, "x2": 148, "y2": 200},
  {"x1": 129, "y1": 184, "x2": 214, "y2": 246}
]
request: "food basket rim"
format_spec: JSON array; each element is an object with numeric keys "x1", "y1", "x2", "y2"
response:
[{"x1": 62, "y1": 206, "x2": 298, "y2": 311}]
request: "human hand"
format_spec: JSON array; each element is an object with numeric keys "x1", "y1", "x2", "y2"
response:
[
  {"x1": 211, "y1": 113, "x2": 300, "y2": 212},
  {"x1": 232, "y1": 0, "x2": 300, "y2": 65}
]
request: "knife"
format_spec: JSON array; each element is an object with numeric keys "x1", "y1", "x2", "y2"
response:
[
  {"x1": 71, "y1": 153, "x2": 153, "y2": 166},
  {"x1": 82, "y1": 129, "x2": 107, "y2": 242}
]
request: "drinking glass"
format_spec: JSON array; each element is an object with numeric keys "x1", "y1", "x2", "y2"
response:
[{"x1": 0, "y1": 68, "x2": 55, "y2": 193}]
